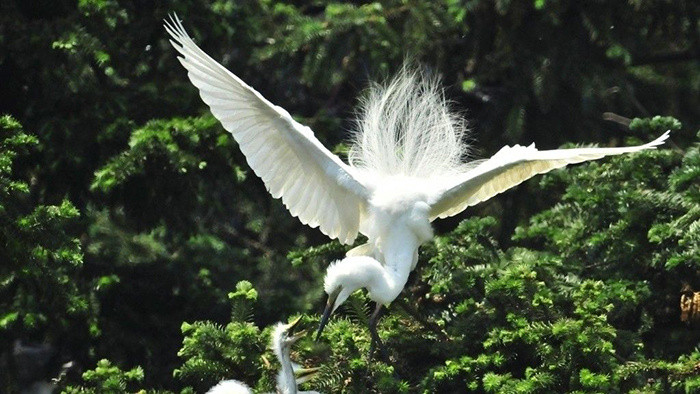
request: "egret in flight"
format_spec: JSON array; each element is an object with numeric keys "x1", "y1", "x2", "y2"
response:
[
  {"x1": 207, "y1": 317, "x2": 320, "y2": 394},
  {"x1": 165, "y1": 15, "x2": 670, "y2": 354}
]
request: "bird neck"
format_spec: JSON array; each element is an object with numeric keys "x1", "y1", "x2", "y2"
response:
[
  {"x1": 271, "y1": 323, "x2": 297, "y2": 394},
  {"x1": 370, "y1": 258, "x2": 412, "y2": 305},
  {"x1": 369, "y1": 226, "x2": 422, "y2": 304},
  {"x1": 276, "y1": 348, "x2": 297, "y2": 394}
]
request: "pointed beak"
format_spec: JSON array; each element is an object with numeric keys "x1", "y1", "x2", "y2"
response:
[
  {"x1": 286, "y1": 315, "x2": 303, "y2": 331},
  {"x1": 284, "y1": 316, "x2": 307, "y2": 343},
  {"x1": 315, "y1": 288, "x2": 341, "y2": 341},
  {"x1": 290, "y1": 328, "x2": 308, "y2": 343},
  {"x1": 295, "y1": 366, "x2": 321, "y2": 384}
]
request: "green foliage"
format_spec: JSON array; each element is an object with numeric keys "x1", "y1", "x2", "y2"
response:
[
  {"x1": 0, "y1": 116, "x2": 93, "y2": 391},
  {"x1": 175, "y1": 320, "x2": 264, "y2": 391},
  {"x1": 276, "y1": 117, "x2": 696, "y2": 392},
  {"x1": 228, "y1": 280, "x2": 258, "y2": 323},
  {"x1": 1, "y1": 0, "x2": 698, "y2": 392},
  {"x1": 173, "y1": 291, "x2": 316, "y2": 393},
  {"x1": 617, "y1": 349, "x2": 700, "y2": 393},
  {"x1": 82, "y1": 115, "x2": 317, "y2": 383},
  {"x1": 629, "y1": 116, "x2": 683, "y2": 137},
  {"x1": 62, "y1": 359, "x2": 146, "y2": 394},
  {"x1": 161, "y1": 147, "x2": 700, "y2": 391}
]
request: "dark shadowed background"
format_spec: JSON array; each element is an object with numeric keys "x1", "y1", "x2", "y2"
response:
[{"x1": 0, "y1": 1, "x2": 698, "y2": 392}]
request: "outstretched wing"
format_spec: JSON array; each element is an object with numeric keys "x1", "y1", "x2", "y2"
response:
[
  {"x1": 165, "y1": 15, "x2": 369, "y2": 244},
  {"x1": 428, "y1": 131, "x2": 670, "y2": 220}
]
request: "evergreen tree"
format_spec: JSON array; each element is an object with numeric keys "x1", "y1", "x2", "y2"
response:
[
  {"x1": 0, "y1": 0, "x2": 697, "y2": 392},
  {"x1": 0, "y1": 116, "x2": 90, "y2": 391}
]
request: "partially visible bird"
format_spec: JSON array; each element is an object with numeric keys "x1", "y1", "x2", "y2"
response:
[
  {"x1": 271, "y1": 318, "x2": 321, "y2": 394},
  {"x1": 164, "y1": 15, "x2": 670, "y2": 354},
  {"x1": 207, "y1": 317, "x2": 320, "y2": 394},
  {"x1": 206, "y1": 380, "x2": 253, "y2": 394}
]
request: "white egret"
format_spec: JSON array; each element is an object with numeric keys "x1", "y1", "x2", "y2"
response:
[
  {"x1": 164, "y1": 15, "x2": 670, "y2": 354},
  {"x1": 271, "y1": 318, "x2": 321, "y2": 394},
  {"x1": 207, "y1": 317, "x2": 320, "y2": 394},
  {"x1": 206, "y1": 380, "x2": 253, "y2": 394}
]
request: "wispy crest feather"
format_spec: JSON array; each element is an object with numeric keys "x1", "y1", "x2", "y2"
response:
[
  {"x1": 349, "y1": 67, "x2": 471, "y2": 177},
  {"x1": 271, "y1": 322, "x2": 288, "y2": 362}
]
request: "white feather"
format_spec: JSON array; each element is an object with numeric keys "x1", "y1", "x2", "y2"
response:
[
  {"x1": 165, "y1": 15, "x2": 370, "y2": 244},
  {"x1": 206, "y1": 380, "x2": 252, "y2": 394},
  {"x1": 166, "y1": 15, "x2": 670, "y2": 339},
  {"x1": 349, "y1": 67, "x2": 473, "y2": 178},
  {"x1": 428, "y1": 131, "x2": 671, "y2": 219}
]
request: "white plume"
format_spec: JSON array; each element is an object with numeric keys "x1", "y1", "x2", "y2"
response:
[{"x1": 349, "y1": 67, "x2": 472, "y2": 178}]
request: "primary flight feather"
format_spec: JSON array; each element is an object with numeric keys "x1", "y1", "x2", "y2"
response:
[
  {"x1": 165, "y1": 16, "x2": 369, "y2": 244},
  {"x1": 164, "y1": 15, "x2": 669, "y2": 351}
]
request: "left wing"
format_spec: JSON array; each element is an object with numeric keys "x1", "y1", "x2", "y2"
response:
[
  {"x1": 428, "y1": 131, "x2": 670, "y2": 220},
  {"x1": 165, "y1": 15, "x2": 370, "y2": 244}
]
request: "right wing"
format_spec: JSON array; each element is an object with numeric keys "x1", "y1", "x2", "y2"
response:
[
  {"x1": 165, "y1": 15, "x2": 370, "y2": 244},
  {"x1": 428, "y1": 131, "x2": 670, "y2": 220}
]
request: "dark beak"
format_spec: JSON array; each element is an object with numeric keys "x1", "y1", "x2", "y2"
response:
[{"x1": 315, "y1": 288, "x2": 341, "y2": 341}]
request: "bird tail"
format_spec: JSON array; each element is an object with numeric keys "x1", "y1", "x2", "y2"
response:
[{"x1": 348, "y1": 66, "x2": 472, "y2": 178}]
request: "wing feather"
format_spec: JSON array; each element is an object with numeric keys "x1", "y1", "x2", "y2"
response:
[
  {"x1": 166, "y1": 15, "x2": 369, "y2": 244},
  {"x1": 428, "y1": 132, "x2": 670, "y2": 220}
]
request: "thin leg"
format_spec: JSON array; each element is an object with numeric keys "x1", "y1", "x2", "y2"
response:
[{"x1": 368, "y1": 303, "x2": 389, "y2": 361}]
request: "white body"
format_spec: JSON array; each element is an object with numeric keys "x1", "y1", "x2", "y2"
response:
[
  {"x1": 325, "y1": 184, "x2": 432, "y2": 308},
  {"x1": 165, "y1": 14, "x2": 670, "y2": 316}
]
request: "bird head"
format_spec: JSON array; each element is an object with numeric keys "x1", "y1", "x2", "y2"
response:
[
  {"x1": 272, "y1": 316, "x2": 308, "y2": 359},
  {"x1": 316, "y1": 257, "x2": 377, "y2": 340},
  {"x1": 272, "y1": 317, "x2": 320, "y2": 392}
]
